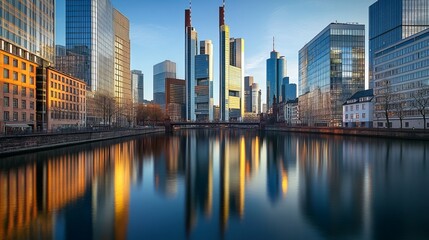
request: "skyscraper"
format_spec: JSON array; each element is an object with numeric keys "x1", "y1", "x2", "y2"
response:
[
  {"x1": 299, "y1": 23, "x2": 365, "y2": 127},
  {"x1": 244, "y1": 76, "x2": 254, "y2": 113},
  {"x1": 281, "y1": 77, "x2": 297, "y2": 102},
  {"x1": 369, "y1": 0, "x2": 429, "y2": 88},
  {"x1": 131, "y1": 70, "x2": 144, "y2": 104},
  {"x1": 166, "y1": 78, "x2": 186, "y2": 121},
  {"x1": 251, "y1": 83, "x2": 260, "y2": 114},
  {"x1": 65, "y1": 0, "x2": 115, "y2": 94},
  {"x1": 153, "y1": 60, "x2": 176, "y2": 110},
  {"x1": 195, "y1": 40, "x2": 214, "y2": 121},
  {"x1": 219, "y1": 3, "x2": 245, "y2": 121},
  {"x1": 185, "y1": 6, "x2": 198, "y2": 121},
  {"x1": 266, "y1": 46, "x2": 286, "y2": 111},
  {"x1": 113, "y1": 9, "x2": 131, "y2": 109}
]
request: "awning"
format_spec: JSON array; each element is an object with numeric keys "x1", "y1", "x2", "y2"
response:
[{"x1": 5, "y1": 124, "x2": 32, "y2": 128}]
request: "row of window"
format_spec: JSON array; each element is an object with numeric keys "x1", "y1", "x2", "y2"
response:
[
  {"x1": 50, "y1": 80, "x2": 85, "y2": 96},
  {"x1": 50, "y1": 90, "x2": 85, "y2": 103},
  {"x1": 3, "y1": 111, "x2": 34, "y2": 122},
  {"x1": 3, "y1": 97, "x2": 35, "y2": 109},
  {"x1": 2, "y1": 55, "x2": 35, "y2": 72},
  {"x1": 50, "y1": 111, "x2": 85, "y2": 121},
  {"x1": 345, "y1": 113, "x2": 366, "y2": 120},
  {"x1": 50, "y1": 72, "x2": 85, "y2": 89},
  {"x1": 3, "y1": 69, "x2": 35, "y2": 84},
  {"x1": 3, "y1": 83, "x2": 35, "y2": 97},
  {"x1": 345, "y1": 103, "x2": 367, "y2": 112},
  {"x1": 375, "y1": 58, "x2": 429, "y2": 80},
  {"x1": 375, "y1": 48, "x2": 429, "y2": 72},
  {"x1": 50, "y1": 100, "x2": 85, "y2": 112}
]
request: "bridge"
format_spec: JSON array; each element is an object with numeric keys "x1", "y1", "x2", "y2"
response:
[{"x1": 164, "y1": 119, "x2": 265, "y2": 133}]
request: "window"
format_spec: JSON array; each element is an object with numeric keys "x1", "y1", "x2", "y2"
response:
[
  {"x1": 3, "y1": 55, "x2": 9, "y2": 64},
  {"x1": 30, "y1": 76, "x2": 34, "y2": 85},
  {"x1": 21, "y1": 87, "x2": 26, "y2": 96},
  {"x1": 13, "y1": 112, "x2": 18, "y2": 121},
  {"x1": 12, "y1": 59, "x2": 18, "y2": 67},
  {"x1": 4, "y1": 97, "x2": 9, "y2": 107},
  {"x1": 21, "y1": 62, "x2": 26, "y2": 70},
  {"x1": 21, "y1": 74, "x2": 26, "y2": 83},
  {"x1": 30, "y1": 101, "x2": 34, "y2": 109},
  {"x1": 356, "y1": 114, "x2": 359, "y2": 119},
  {"x1": 30, "y1": 65, "x2": 34, "y2": 73},
  {"x1": 351, "y1": 114, "x2": 354, "y2": 119},
  {"x1": 362, "y1": 113, "x2": 366, "y2": 118},
  {"x1": 3, "y1": 69, "x2": 9, "y2": 78},
  {"x1": 13, "y1": 98, "x2": 18, "y2": 108},
  {"x1": 378, "y1": 122, "x2": 383, "y2": 127},
  {"x1": 4, "y1": 111, "x2": 9, "y2": 121},
  {"x1": 21, "y1": 100, "x2": 26, "y2": 109},
  {"x1": 350, "y1": 106, "x2": 354, "y2": 111},
  {"x1": 345, "y1": 114, "x2": 348, "y2": 119},
  {"x1": 356, "y1": 105, "x2": 359, "y2": 111},
  {"x1": 405, "y1": 122, "x2": 409, "y2": 128},
  {"x1": 345, "y1": 106, "x2": 348, "y2": 112},
  {"x1": 30, "y1": 113, "x2": 34, "y2": 121},
  {"x1": 3, "y1": 83, "x2": 9, "y2": 93},
  {"x1": 13, "y1": 71, "x2": 18, "y2": 80},
  {"x1": 22, "y1": 112, "x2": 26, "y2": 121},
  {"x1": 13, "y1": 85, "x2": 18, "y2": 95},
  {"x1": 362, "y1": 104, "x2": 365, "y2": 110},
  {"x1": 30, "y1": 89, "x2": 34, "y2": 97}
]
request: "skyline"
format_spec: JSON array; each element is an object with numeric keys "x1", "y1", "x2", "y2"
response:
[{"x1": 55, "y1": 0, "x2": 375, "y2": 105}]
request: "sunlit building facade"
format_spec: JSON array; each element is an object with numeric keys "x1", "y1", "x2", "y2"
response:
[
  {"x1": 369, "y1": 0, "x2": 429, "y2": 88},
  {"x1": 166, "y1": 78, "x2": 185, "y2": 121},
  {"x1": 373, "y1": 29, "x2": 429, "y2": 129},
  {"x1": 131, "y1": 70, "x2": 144, "y2": 103},
  {"x1": 195, "y1": 40, "x2": 214, "y2": 121},
  {"x1": 153, "y1": 60, "x2": 176, "y2": 110},
  {"x1": 298, "y1": 23, "x2": 365, "y2": 127},
  {"x1": 65, "y1": 0, "x2": 114, "y2": 94}
]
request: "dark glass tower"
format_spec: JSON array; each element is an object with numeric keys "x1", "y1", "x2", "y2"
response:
[{"x1": 266, "y1": 50, "x2": 286, "y2": 112}]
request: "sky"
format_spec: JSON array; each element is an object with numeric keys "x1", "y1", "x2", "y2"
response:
[{"x1": 56, "y1": 0, "x2": 375, "y2": 105}]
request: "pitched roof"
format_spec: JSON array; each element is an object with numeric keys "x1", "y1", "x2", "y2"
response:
[{"x1": 343, "y1": 89, "x2": 374, "y2": 105}]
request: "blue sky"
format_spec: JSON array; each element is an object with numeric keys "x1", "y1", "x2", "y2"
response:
[{"x1": 56, "y1": 0, "x2": 375, "y2": 105}]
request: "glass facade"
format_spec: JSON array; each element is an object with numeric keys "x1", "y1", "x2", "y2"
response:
[
  {"x1": 195, "y1": 40, "x2": 214, "y2": 121},
  {"x1": 185, "y1": 9, "x2": 198, "y2": 121},
  {"x1": 131, "y1": 70, "x2": 144, "y2": 104},
  {"x1": 0, "y1": 0, "x2": 55, "y2": 63},
  {"x1": 153, "y1": 60, "x2": 176, "y2": 110},
  {"x1": 66, "y1": 0, "x2": 114, "y2": 94},
  {"x1": 165, "y1": 78, "x2": 185, "y2": 121},
  {"x1": 369, "y1": 0, "x2": 429, "y2": 88},
  {"x1": 298, "y1": 23, "x2": 365, "y2": 127},
  {"x1": 374, "y1": 28, "x2": 429, "y2": 129},
  {"x1": 244, "y1": 76, "x2": 254, "y2": 113},
  {"x1": 266, "y1": 51, "x2": 286, "y2": 110}
]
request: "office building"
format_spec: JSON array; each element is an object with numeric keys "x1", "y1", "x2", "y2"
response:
[
  {"x1": 36, "y1": 67, "x2": 87, "y2": 131},
  {"x1": 55, "y1": 45, "x2": 88, "y2": 83},
  {"x1": 298, "y1": 23, "x2": 365, "y2": 127},
  {"x1": 251, "y1": 83, "x2": 261, "y2": 114},
  {"x1": 244, "y1": 76, "x2": 254, "y2": 112},
  {"x1": 373, "y1": 29, "x2": 429, "y2": 129},
  {"x1": 113, "y1": 9, "x2": 132, "y2": 123},
  {"x1": 0, "y1": 0, "x2": 55, "y2": 64},
  {"x1": 65, "y1": 0, "x2": 115, "y2": 94},
  {"x1": 343, "y1": 89, "x2": 374, "y2": 128},
  {"x1": 369, "y1": 0, "x2": 429, "y2": 88},
  {"x1": 185, "y1": 6, "x2": 198, "y2": 121},
  {"x1": 219, "y1": 3, "x2": 245, "y2": 121},
  {"x1": 0, "y1": 49, "x2": 37, "y2": 133},
  {"x1": 281, "y1": 77, "x2": 297, "y2": 102},
  {"x1": 153, "y1": 60, "x2": 176, "y2": 110},
  {"x1": 131, "y1": 70, "x2": 144, "y2": 104},
  {"x1": 195, "y1": 40, "x2": 214, "y2": 121},
  {"x1": 267, "y1": 46, "x2": 286, "y2": 110},
  {"x1": 165, "y1": 78, "x2": 186, "y2": 121}
]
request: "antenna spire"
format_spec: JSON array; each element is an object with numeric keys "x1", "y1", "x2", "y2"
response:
[
  {"x1": 273, "y1": 36, "x2": 275, "y2": 51},
  {"x1": 223, "y1": 0, "x2": 226, "y2": 7},
  {"x1": 190, "y1": 0, "x2": 192, "y2": 10}
]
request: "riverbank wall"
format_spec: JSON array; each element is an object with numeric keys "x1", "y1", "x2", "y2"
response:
[
  {"x1": 265, "y1": 126, "x2": 429, "y2": 141},
  {"x1": 0, "y1": 128, "x2": 164, "y2": 157}
]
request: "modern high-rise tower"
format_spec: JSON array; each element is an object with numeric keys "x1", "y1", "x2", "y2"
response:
[
  {"x1": 185, "y1": 6, "x2": 198, "y2": 121},
  {"x1": 195, "y1": 40, "x2": 214, "y2": 121},
  {"x1": 369, "y1": 0, "x2": 429, "y2": 88},
  {"x1": 131, "y1": 70, "x2": 144, "y2": 104},
  {"x1": 153, "y1": 60, "x2": 176, "y2": 110},
  {"x1": 266, "y1": 45, "x2": 286, "y2": 111},
  {"x1": 219, "y1": 2, "x2": 245, "y2": 121}
]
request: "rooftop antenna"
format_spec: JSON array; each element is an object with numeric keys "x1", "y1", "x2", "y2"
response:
[
  {"x1": 273, "y1": 36, "x2": 275, "y2": 51},
  {"x1": 190, "y1": 0, "x2": 192, "y2": 10}
]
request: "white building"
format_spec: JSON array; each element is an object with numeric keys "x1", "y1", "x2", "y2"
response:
[{"x1": 343, "y1": 89, "x2": 374, "y2": 128}]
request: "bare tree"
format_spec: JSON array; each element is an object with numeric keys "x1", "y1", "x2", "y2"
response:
[
  {"x1": 391, "y1": 93, "x2": 406, "y2": 129},
  {"x1": 378, "y1": 81, "x2": 393, "y2": 128},
  {"x1": 93, "y1": 92, "x2": 116, "y2": 127},
  {"x1": 412, "y1": 85, "x2": 429, "y2": 130}
]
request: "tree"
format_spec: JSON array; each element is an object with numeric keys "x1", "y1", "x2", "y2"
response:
[
  {"x1": 136, "y1": 103, "x2": 165, "y2": 126},
  {"x1": 378, "y1": 81, "x2": 393, "y2": 128},
  {"x1": 93, "y1": 92, "x2": 116, "y2": 127},
  {"x1": 412, "y1": 85, "x2": 429, "y2": 130},
  {"x1": 391, "y1": 93, "x2": 406, "y2": 129}
]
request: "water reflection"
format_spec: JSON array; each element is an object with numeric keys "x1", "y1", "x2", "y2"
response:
[{"x1": 0, "y1": 131, "x2": 428, "y2": 239}]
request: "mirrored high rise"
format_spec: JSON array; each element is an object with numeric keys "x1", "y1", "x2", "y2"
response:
[
  {"x1": 195, "y1": 40, "x2": 214, "y2": 121},
  {"x1": 185, "y1": 7, "x2": 198, "y2": 121}
]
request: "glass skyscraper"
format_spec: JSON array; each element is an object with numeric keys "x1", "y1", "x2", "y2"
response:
[
  {"x1": 298, "y1": 23, "x2": 365, "y2": 127},
  {"x1": 195, "y1": 40, "x2": 214, "y2": 121},
  {"x1": 131, "y1": 70, "x2": 144, "y2": 104},
  {"x1": 65, "y1": 0, "x2": 114, "y2": 94},
  {"x1": 266, "y1": 50, "x2": 286, "y2": 111},
  {"x1": 0, "y1": 0, "x2": 55, "y2": 64},
  {"x1": 153, "y1": 60, "x2": 176, "y2": 110},
  {"x1": 185, "y1": 8, "x2": 198, "y2": 121},
  {"x1": 369, "y1": 0, "x2": 429, "y2": 88},
  {"x1": 244, "y1": 76, "x2": 254, "y2": 113}
]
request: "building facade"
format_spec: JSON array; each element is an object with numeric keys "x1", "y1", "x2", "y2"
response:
[
  {"x1": 65, "y1": 0, "x2": 114, "y2": 94},
  {"x1": 373, "y1": 29, "x2": 429, "y2": 129},
  {"x1": 195, "y1": 40, "x2": 214, "y2": 121},
  {"x1": 369, "y1": 0, "x2": 429, "y2": 88},
  {"x1": 153, "y1": 60, "x2": 176, "y2": 110},
  {"x1": 131, "y1": 70, "x2": 144, "y2": 104},
  {"x1": 219, "y1": 3, "x2": 244, "y2": 121},
  {"x1": 343, "y1": 89, "x2": 374, "y2": 128},
  {"x1": 298, "y1": 23, "x2": 365, "y2": 127},
  {"x1": 0, "y1": 0, "x2": 55, "y2": 64},
  {"x1": 267, "y1": 50, "x2": 286, "y2": 110},
  {"x1": 37, "y1": 67, "x2": 86, "y2": 131},
  {"x1": 165, "y1": 78, "x2": 185, "y2": 121},
  {"x1": 244, "y1": 76, "x2": 254, "y2": 113},
  {"x1": 185, "y1": 7, "x2": 198, "y2": 121},
  {"x1": 0, "y1": 49, "x2": 37, "y2": 133}
]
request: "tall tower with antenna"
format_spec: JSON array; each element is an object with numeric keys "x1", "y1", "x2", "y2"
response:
[{"x1": 185, "y1": 0, "x2": 198, "y2": 121}]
